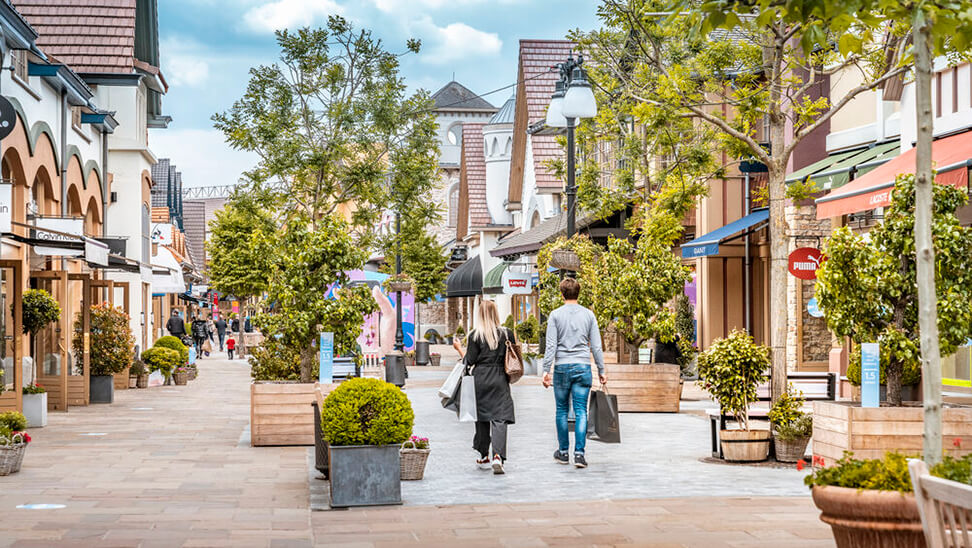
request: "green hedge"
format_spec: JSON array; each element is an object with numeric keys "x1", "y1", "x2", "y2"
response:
[
  {"x1": 321, "y1": 378, "x2": 413, "y2": 446},
  {"x1": 155, "y1": 336, "x2": 189, "y2": 365},
  {"x1": 141, "y1": 347, "x2": 181, "y2": 377}
]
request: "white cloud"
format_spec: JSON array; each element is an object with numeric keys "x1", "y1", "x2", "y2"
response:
[
  {"x1": 412, "y1": 18, "x2": 502, "y2": 64},
  {"x1": 149, "y1": 129, "x2": 260, "y2": 189},
  {"x1": 243, "y1": 0, "x2": 343, "y2": 33},
  {"x1": 166, "y1": 55, "x2": 210, "y2": 87}
]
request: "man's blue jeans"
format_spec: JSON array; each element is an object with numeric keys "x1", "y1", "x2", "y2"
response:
[{"x1": 554, "y1": 363, "x2": 592, "y2": 455}]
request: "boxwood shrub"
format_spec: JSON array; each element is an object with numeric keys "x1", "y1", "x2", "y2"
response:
[
  {"x1": 154, "y1": 336, "x2": 189, "y2": 365},
  {"x1": 321, "y1": 378, "x2": 414, "y2": 447},
  {"x1": 141, "y1": 347, "x2": 181, "y2": 377}
]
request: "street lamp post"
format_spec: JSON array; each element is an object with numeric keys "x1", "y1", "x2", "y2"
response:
[
  {"x1": 394, "y1": 210, "x2": 404, "y2": 352},
  {"x1": 545, "y1": 53, "x2": 598, "y2": 240}
]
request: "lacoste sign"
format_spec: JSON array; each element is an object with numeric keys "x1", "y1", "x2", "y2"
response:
[{"x1": 788, "y1": 247, "x2": 823, "y2": 280}]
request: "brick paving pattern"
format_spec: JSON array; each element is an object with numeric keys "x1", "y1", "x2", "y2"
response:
[{"x1": 0, "y1": 353, "x2": 835, "y2": 547}]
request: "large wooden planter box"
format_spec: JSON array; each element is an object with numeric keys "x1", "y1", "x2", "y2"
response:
[
  {"x1": 113, "y1": 366, "x2": 130, "y2": 390},
  {"x1": 598, "y1": 363, "x2": 681, "y2": 412},
  {"x1": 250, "y1": 382, "x2": 319, "y2": 446},
  {"x1": 812, "y1": 400, "x2": 972, "y2": 466}
]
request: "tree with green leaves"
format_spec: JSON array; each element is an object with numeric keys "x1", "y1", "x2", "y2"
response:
[
  {"x1": 213, "y1": 16, "x2": 438, "y2": 243},
  {"x1": 815, "y1": 175, "x2": 972, "y2": 407},
  {"x1": 255, "y1": 214, "x2": 377, "y2": 382},
  {"x1": 585, "y1": 0, "x2": 911, "y2": 400},
  {"x1": 206, "y1": 184, "x2": 277, "y2": 355}
]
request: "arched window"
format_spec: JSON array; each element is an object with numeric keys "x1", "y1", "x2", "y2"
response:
[
  {"x1": 446, "y1": 123, "x2": 462, "y2": 146},
  {"x1": 447, "y1": 182, "x2": 460, "y2": 228},
  {"x1": 530, "y1": 210, "x2": 541, "y2": 229},
  {"x1": 491, "y1": 137, "x2": 499, "y2": 157},
  {"x1": 504, "y1": 137, "x2": 512, "y2": 155}
]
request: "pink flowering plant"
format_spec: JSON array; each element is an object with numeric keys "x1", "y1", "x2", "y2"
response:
[{"x1": 408, "y1": 435, "x2": 429, "y2": 450}]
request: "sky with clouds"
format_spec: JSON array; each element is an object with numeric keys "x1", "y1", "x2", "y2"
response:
[{"x1": 149, "y1": 0, "x2": 600, "y2": 189}]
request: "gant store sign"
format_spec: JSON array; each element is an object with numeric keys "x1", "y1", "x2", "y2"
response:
[{"x1": 788, "y1": 247, "x2": 823, "y2": 280}]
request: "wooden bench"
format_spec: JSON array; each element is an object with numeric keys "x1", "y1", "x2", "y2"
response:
[
  {"x1": 910, "y1": 458, "x2": 972, "y2": 547},
  {"x1": 707, "y1": 372, "x2": 836, "y2": 458}
]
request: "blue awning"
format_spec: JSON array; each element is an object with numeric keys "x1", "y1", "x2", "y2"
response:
[{"x1": 681, "y1": 208, "x2": 769, "y2": 258}]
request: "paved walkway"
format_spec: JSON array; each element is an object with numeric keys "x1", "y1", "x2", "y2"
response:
[{"x1": 0, "y1": 353, "x2": 835, "y2": 547}]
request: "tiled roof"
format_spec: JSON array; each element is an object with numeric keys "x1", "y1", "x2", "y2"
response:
[
  {"x1": 490, "y1": 210, "x2": 598, "y2": 258},
  {"x1": 433, "y1": 81, "x2": 496, "y2": 112},
  {"x1": 13, "y1": 0, "x2": 137, "y2": 74},
  {"x1": 488, "y1": 94, "x2": 515, "y2": 125},
  {"x1": 150, "y1": 158, "x2": 170, "y2": 207},
  {"x1": 520, "y1": 39, "x2": 573, "y2": 190},
  {"x1": 461, "y1": 123, "x2": 490, "y2": 229},
  {"x1": 182, "y1": 200, "x2": 206, "y2": 272}
]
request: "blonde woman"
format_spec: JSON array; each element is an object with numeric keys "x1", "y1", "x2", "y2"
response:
[{"x1": 462, "y1": 299, "x2": 515, "y2": 474}]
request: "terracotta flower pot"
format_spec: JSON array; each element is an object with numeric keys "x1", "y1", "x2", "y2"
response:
[
  {"x1": 720, "y1": 429, "x2": 770, "y2": 462},
  {"x1": 810, "y1": 485, "x2": 924, "y2": 548}
]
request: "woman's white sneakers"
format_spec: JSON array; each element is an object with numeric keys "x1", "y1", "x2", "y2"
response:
[{"x1": 492, "y1": 455, "x2": 505, "y2": 475}]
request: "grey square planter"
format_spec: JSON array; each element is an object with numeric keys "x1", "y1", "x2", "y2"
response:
[
  {"x1": 90, "y1": 375, "x2": 114, "y2": 404},
  {"x1": 328, "y1": 444, "x2": 401, "y2": 507}
]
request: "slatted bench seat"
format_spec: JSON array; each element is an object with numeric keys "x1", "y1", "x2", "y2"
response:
[{"x1": 708, "y1": 372, "x2": 836, "y2": 458}]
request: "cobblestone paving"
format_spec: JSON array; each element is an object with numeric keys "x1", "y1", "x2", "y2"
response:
[{"x1": 0, "y1": 353, "x2": 834, "y2": 547}]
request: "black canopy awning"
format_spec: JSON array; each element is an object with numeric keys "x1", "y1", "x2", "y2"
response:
[{"x1": 446, "y1": 258, "x2": 482, "y2": 298}]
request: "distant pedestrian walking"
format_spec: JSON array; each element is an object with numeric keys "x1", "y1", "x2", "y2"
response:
[
  {"x1": 214, "y1": 317, "x2": 228, "y2": 350},
  {"x1": 226, "y1": 337, "x2": 236, "y2": 360},
  {"x1": 191, "y1": 314, "x2": 209, "y2": 357},
  {"x1": 165, "y1": 310, "x2": 186, "y2": 338},
  {"x1": 462, "y1": 299, "x2": 515, "y2": 475},
  {"x1": 542, "y1": 278, "x2": 606, "y2": 469}
]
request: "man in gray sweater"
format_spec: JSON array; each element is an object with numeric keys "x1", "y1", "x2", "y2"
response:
[{"x1": 542, "y1": 277, "x2": 606, "y2": 468}]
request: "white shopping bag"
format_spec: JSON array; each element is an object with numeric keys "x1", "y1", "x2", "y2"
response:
[
  {"x1": 458, "y1": 373, "x2": 478, "y2": 423},
  {"x1": 437, "y1": 359, "x2": 465, "y2": 400}
]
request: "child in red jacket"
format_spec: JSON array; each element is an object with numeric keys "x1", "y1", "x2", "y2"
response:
[{"x1": 226, "y1": 337, "x2": 236, "y2": 360}]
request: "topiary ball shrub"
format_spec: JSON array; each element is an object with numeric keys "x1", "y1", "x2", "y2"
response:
[
  {"x1": 0, "y1": 411, "x2": 28, "y2": 431},
  {"x1": 154, "y1": 336, "x2": 189, "y2": 365},
  {"x1": 141, "y1": 347, "x2": 181, "y2": 377},
  {"x1": 321, "y1": 377, "x2": 414, "y2": 447}
]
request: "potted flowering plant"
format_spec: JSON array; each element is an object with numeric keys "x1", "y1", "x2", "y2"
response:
[
  {"x1": 804, "y1": 450, "x2": 972, "y2": 547},
  {"x1": 0, "y1": 411, "x2": 29, "y2": 475},
  {"x1": 129, "y1": 360, "x2": 149, "y2": 389},
  {"x1": 21, "y1": 383, "x2": 46, "y2": 427},
  {"x1": 172, "y1": 366, "x2": 190, "y2": 386},
  {"x1": 768, "y1": 386, "x2": 812, "y2": 463},
  {"x1": 400, "y1": 435, "x2": 430, "y2": 480},
  {"x1": 429, "y1": 352, "x2": 441, "y2": 368}
]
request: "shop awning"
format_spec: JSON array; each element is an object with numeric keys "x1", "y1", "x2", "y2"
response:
[
  {"x1": 150, "y1": 246, "x2": 186, "y2": 295},
  {"x1": 446, "y1": 258, "x2": 482, "y2": 297},
  {"x1": 816, "y1": 130, "x2": 972, "y2": 219},
  {"x1": 681, "y1": 208, "x2": 769, "y2": 259},
  {"x1": 483, "y1": 262, "x2": 508, "y2": 294},
  {"x1": 786, "y1": 140, "x2": 900, "y2": 191}
]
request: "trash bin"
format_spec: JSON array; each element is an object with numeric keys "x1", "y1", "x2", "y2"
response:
[
  {"x1": 415, "y1": 341, "x2": 430, "y2": 366},
  {"x1": 385, "y1": 352, "x2": 406, "y2": 387}
]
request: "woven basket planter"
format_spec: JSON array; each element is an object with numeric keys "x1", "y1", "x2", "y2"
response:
[
  {"x1": 173, "y1": 370, "x2": 189, "y2": 386},
  {"x1": 400, "y1": 441, "x2": 430, "y2": 481},
  {"x1": 429, "y1": 354, "x2": 441, "y2": 367},
  {"x1": 774, "y1": 435, "x2": 810, "y2": 463},
  {"x1": 188, "y1": 368, "x2": 198, "y2": 381},
  {"x1": 128, "y1": 376, "x2": 137, "y2": 389},
  {"x1": 0, "y1": 437, "x2": 27, "y2": 476},
  {"x1": 387, "y1": 281, "x2": 412, "y2": 293},
  {"x1": 550, "y1": 249, "x2": 581, "y2": 271},
  {"x1": 136, "y1": 374, "x2": 149, "y2": 388}
]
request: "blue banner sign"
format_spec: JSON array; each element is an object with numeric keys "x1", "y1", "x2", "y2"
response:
[
  {"x1": 861, "y1": 343, "x2": 880, "y2": 408},
  {"x1": 319, "y1": 332, "x2": 334, "y2": 384}
]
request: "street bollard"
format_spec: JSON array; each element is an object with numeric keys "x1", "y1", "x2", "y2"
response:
[
  {"x1": 414, "y1": 341, "x2": 430, "y2": 366},
  {"x1": 385, "y1": 351, "x2": 406, "y2": 387}
]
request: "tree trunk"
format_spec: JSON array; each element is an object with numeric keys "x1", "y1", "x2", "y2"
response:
[
  {"x1": 625, "y1": 339, "x2": 640, "y2": 365},
  {"x1": 767, "y1": 163, "x2": 789, "y2": 404},
  {"x1": 299, "y1": 344, "x2": 315, "y2": 383},
  {"x1": 914, "y1": 11, "x2": 943, "y2": 464},
  {"x1": 886, "y1": 360, "x2": 902, "y2": 407}
]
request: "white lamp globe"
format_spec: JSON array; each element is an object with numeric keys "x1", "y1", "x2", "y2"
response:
[
  {"x1": 562, "y1": 67, "x2": 597, "y2": 119},
  {"x1": 545, "y1": 80, "x2": 568, "y2": 128}
]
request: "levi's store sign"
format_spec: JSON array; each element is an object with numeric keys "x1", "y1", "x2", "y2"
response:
[
  {"x1": 788, "y1": 247, "x2": 823, "y2": 280},
  {"x1": 501, "y1": 270, "x2": 532, "y2": 295}
]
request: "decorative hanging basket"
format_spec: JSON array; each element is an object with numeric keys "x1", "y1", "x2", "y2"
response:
[
  {"x1": 400, "y1": 441, "x2": 430, "y2": 480},
  {"x1": 550, "y1": 249, "x2": 581, "y2": 271},
  {"x1": 387, "y1": 281, "x2": 412, "y2": 293}
]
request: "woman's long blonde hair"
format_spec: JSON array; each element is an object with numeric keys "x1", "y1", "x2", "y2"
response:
[{"x1": 474, "y1": 299, "x2": 501, "y2": 350}]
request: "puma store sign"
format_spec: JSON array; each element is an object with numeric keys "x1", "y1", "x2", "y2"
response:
[{"x1": 788, "y1": 247, "x2": 824, "y2": 280}]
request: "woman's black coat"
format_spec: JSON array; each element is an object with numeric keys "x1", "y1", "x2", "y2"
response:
[{"x1": 461, "y1": 328, "x2": 515, "y2": 424}]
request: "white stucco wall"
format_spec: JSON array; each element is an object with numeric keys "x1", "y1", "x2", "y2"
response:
[{"x1": 899, "y1": 60, "x2": 972, "y2": 154}]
